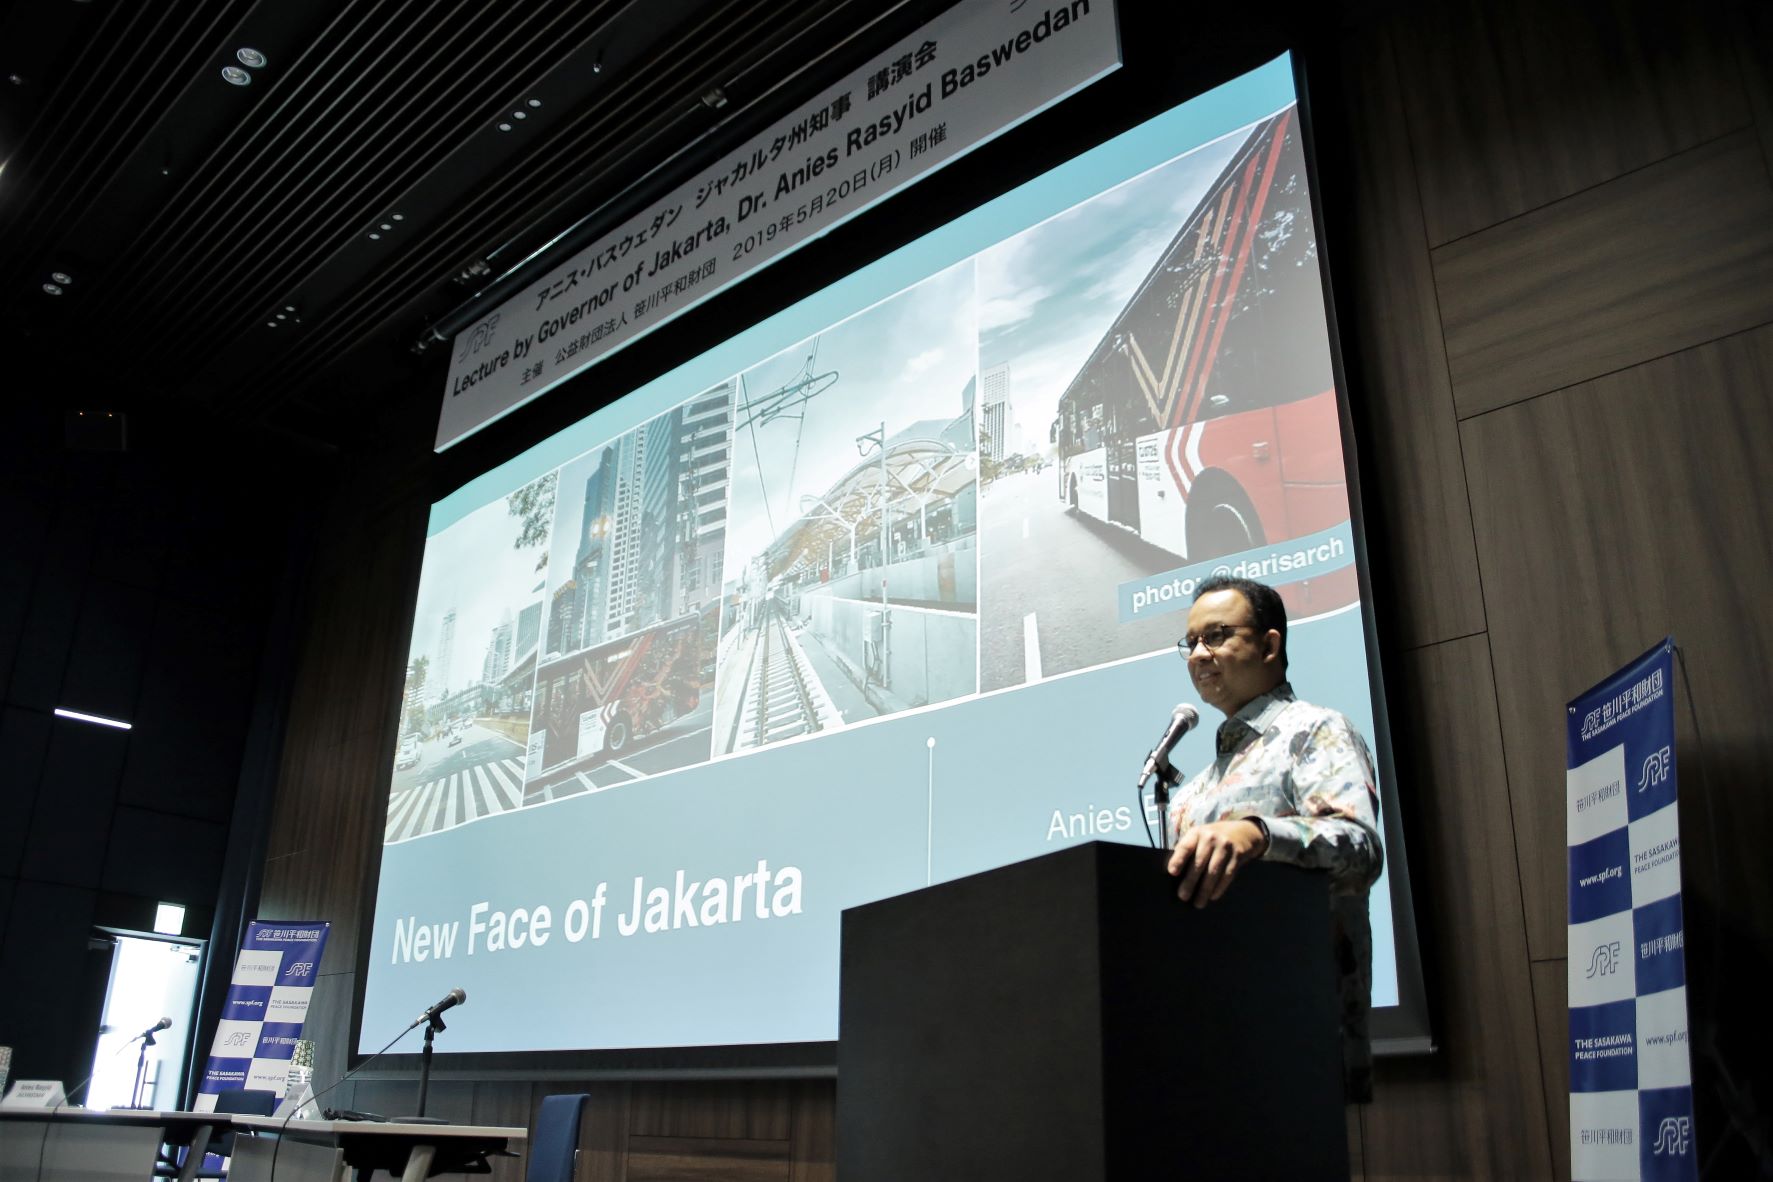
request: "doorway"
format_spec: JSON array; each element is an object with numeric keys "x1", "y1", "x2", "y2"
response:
[{"x1": 86, "y1": 933, "x2": 203, "y2": 1109}]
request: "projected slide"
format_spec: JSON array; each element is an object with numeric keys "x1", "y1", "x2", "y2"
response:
[{"x1": 363, "y1": 57, "x2": 1406, "y2": 1056}]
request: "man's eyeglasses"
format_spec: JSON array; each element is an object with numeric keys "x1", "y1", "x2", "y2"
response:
[{"x1": 1177, "y1": 624, "x2": 1253, "y2": 657}]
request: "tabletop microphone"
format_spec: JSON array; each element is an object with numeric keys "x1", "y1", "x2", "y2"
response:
[
  {"x1": 1137, "y1": 704, "x2": 1200, "y2": 791},
  {"x1": 130, "y1": 1017, "x2": 172, "y2": 1041},
  {"x1": 410, "y1": 987, "x2": 466, "y2": 1029}
]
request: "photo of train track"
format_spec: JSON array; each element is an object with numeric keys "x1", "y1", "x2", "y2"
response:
[{"x1": 713, "y1": 264, "x2": 981, "y2": 755}]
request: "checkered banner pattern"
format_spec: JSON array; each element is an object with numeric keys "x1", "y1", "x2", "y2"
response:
[
  {"x1": 1566, "y1": 640, "x2": 1695, "y2": 1181},
  {"x1": 194, "y1": 921, "x2": 330, "y2": 1111}
]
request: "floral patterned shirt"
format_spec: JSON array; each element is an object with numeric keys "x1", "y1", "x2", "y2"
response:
[{"x1": 1166, "y1": 681, "x2": 1384, "y2": 1097}]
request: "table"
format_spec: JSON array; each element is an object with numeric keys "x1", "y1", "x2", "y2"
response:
[
  {"x1": 0, "y1": 1109, "x2": 225, "y2": 1182},
  {"x1": 228, "y1": 1117, "x2": 524, "y2": 1182}
]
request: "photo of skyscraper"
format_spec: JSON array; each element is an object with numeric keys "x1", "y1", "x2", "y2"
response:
[{"x1": 524, "y1": 384, "x2": 736, "y2": 801}]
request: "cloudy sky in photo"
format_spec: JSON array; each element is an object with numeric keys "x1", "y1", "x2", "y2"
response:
[
  {"x1": 409, "y1": 473, "x2": 552, "y2": 693},
  {"x1": 726, "y1": 261, "x2": 977, "y2": 566},
  {"x1": 977, "y1": 125, "x2": 1249, "y2": 451}
]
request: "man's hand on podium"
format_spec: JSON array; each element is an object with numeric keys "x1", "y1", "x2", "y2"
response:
[{"x1": 1167, "y1": 819, "x2": 1270, "y2": 908}]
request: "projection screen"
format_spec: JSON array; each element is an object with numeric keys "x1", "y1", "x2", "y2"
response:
[{"x1": 359, "y1": 54, "x2": 1427, "y2": 1065}]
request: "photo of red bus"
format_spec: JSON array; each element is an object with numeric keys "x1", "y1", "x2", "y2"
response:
[
  {"x1": 1050, "y1": 107, "x2": 1353, "y2": 586},
  {"x1": 978, "y1": 104, "x2": 1358, "y2": 690}
]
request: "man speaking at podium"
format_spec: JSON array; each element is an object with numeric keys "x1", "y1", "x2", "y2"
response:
[{"x1": 1163, "y1": 575, "x2": 1384, "y2": 1101}]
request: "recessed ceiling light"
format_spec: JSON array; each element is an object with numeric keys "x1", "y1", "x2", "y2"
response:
[
  {"x1": 513, "y1": 111, "x2": 526, "y2": 120},
  {"x1": 368, "y1": 232, "x2": 381, "y2": 240},
  {"x1": 284, "y1": 304, "x2": 296, "y2": 311},
  {"x1": 236, "y1": 47, "x2": 268, "y2": 68},
  {"x1": 267, "y1": 321, "x2": 278, "y2": 327},
  {"x1": 276, "y1": 312, "x2": 287, "y2": 319},
  {"x1": 222, "y1": 66, "x2": 252, "y2": 86},
  {"x1": 51, "y1": 271, "x2": 71, "y2": 284},
  {"x1": 497, "y1": 122, "x2": 512, "y2": 132},
  {"x1": 42, "y1": 282, "x2": 63, "y2": 295},
  {"x1": 391, "y1": 213, "x2": 404, "y2": 221},
  {"x1": 527, "y1": 98, "x2": 542, "y2": 108},
  {"x1": 380, "y1": 222, "x2": 391, "y2": 230}
]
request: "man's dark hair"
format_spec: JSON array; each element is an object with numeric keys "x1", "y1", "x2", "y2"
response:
[{"x1": 1194, "y1": 575, "x2": 1288, "y2": 669}]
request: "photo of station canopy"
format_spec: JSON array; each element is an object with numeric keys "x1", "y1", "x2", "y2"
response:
[{"x1": 715, "y1": 264, "x2": 980, "y2": 754}]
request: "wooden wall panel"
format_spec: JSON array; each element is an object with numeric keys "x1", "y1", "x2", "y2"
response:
[
  {"x1": 265, "y1": 677, "x2": 330, "y2": 862},
  {"x1": 1461, "y1": 324, "x2": 1773, "y2": 959},
  {"x1": 577, "y1": 1083, "x2": 633, "y2": 1182},
  {"x1": 1435, "y1": 131, "x2": 1773, "y2": 417},
  {"x1": 786, "y1": 1080, "x2": 834, "y2": 1182},
  {"x1": 1738, "y1": 0, "x2": 1773, "y2": 173},
  {"x1": 629, "y1": 1080, "x2": 791, "y2": 1140},
  {"x1": 623, "y1": 1136, "x2": 789, "y2": 1182},
  {"x1": 470, "y1": 1082, "x2": 532, "y2": 1182},
  {"x1": 1328, "y1": 26, "x2": 1487, "y2": 646},
  {"x1": 270, "y1": 497, "x2": 424, "y2": 767},
  {"x1": 280, "y1": 967, "x2": 358, "y2": 1110},
  {"x1": 1394, "y1": 0, "x2": 1748, "y2": 246},
  {"x1": 260, "y1": 496, "x2": 421, "y2": 955},
  {"x1": 1530, "y1": 961, "x2": 1571, "y2": 1182},
  {"x1": 1360, "y1": 636, "x2": 1551, "y2": 1178},
  {"x1": 259, "y1": 770, "x2": 379, "y2": 965}
]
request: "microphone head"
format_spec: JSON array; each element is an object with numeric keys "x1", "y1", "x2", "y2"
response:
[
  {"x1": 154, "y1": 1017, "x2": 172, "y2": 1031},
  {"x1": 449, "y1": 988, "x2": 466, "y2": 1005},
  {"x1": 1173, "y1": 703, "x2": 1199, "y2": 726}
]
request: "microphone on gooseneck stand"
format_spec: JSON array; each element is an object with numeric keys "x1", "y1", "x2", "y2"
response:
[
  {"x1": 310, "y1": 988, "x2": 469, "y2": 1125},
  {"x1": 392, "y1": 987, "x2": 467, "y2": 1125},
  {"x1": 1138, "y1": 704, "x2": 1200, "y2": 847},
  {"x1": 128, "y1": 1018, "x2": 172, "y2": 1109},
  {"x1": 407, "y1": 988, "x2": 466, "y2": 1031},
  {"x1": 1138, "y1": 703, "x2": 1199, "y2": 791}
]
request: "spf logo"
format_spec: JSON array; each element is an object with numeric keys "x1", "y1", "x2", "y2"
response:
[
  {"x1": 287, "y1": 962, "x2": 314, "y2": 978},
  {"x1": 455, "y1": 313, "x2": 501, "y2": 364},
  {"x1": 223, "y1": 1031, "x2": 255, "y2": 1048},
  {"x1": 1637, "y1": 746, "x2": 1671, "y2": 793},
  {"x1": 1653, "y1": 1115, "x2": 1691, "y2": 1155},
  {"x1": 1585, "y1": 940, "x2": 1621, "y2": 978}
]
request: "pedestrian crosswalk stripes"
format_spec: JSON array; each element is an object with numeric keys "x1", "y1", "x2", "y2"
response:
[{"x1": 385, "y1": 757, "x2": 526, "y2": 843}]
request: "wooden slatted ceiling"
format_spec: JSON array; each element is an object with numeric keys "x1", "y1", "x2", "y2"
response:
[{"x1": 0, "y1": 0, "x2": 908, "y2": 443}]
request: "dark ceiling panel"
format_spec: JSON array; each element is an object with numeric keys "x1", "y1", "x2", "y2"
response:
[{"x1": 0, "y1": 0, "x2": 939, "y2": 450}]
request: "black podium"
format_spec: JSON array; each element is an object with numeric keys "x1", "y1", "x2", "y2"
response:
[{"x1": 837, "y1": 841, "x2": 1348, "y2": 1181}]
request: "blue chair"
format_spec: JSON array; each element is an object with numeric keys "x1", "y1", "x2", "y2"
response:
[{"x1": 525, "y1": 1094, "x2": 589, "y2": 1182}]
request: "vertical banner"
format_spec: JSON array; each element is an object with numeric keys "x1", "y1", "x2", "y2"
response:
[
  {"x1": 194, "y1": 921, "x2": 330, "y2": 1111},
  {"x1": 1566, "y1": 640, "x2": 1695, "y2": 1181}
]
